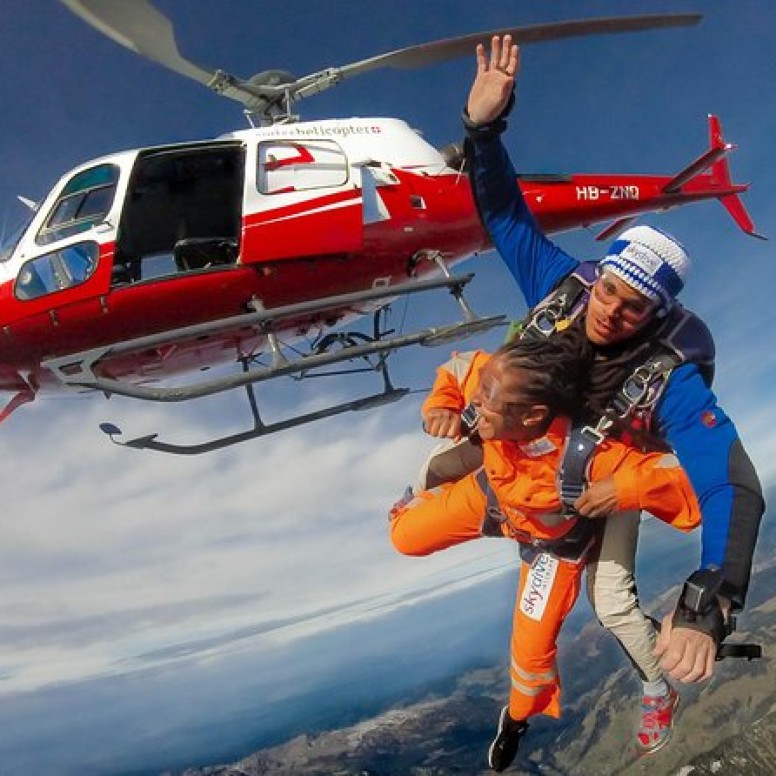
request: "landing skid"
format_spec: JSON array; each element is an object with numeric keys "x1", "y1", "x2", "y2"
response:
[
  {"x1": 44, "y1": 270, "x2": 505, "y2": 454},
  {"x1": 100, "y1": 384, "x2": 409, "y2": 455}
]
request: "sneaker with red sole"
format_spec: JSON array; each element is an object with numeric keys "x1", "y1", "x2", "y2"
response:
[{"x1": 636, "y1": 686, "x2": 680, "y2": 755}]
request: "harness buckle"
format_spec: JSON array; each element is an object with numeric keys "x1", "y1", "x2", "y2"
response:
[
  {"x1": 578, "y1": 424, "x2": 605, "y2": 446},
  {"x1": 486, "y1": 504, "x2": 508, "y2": 524},
  {"x1": 613, "y1": 361, "x2": 664, "y2": 419},
  {"x1": 522, "y1": 295, "x2": 567, "y2": 339}
]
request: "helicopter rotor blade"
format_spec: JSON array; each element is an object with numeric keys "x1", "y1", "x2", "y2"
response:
[
  {"x1": 59, "y1": 2, "x2": 701, "y2": 122},
  {"x1": 60, "y1": 0, "x2": 217, "y2": 85},
  {"x1": 59, "y1": 0, "x2": 283, "y2": 111},
  {"x1": 288, "y1": 14, "x2": 701, "y2": 105},
  {"x1": 335, "y1": 14, "x2": 702, "y2": 79}
]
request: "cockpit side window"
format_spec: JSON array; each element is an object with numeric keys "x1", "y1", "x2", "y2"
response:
[
  {"x1": 15, "y1": 241, "x2": 99, "y2": 300},
  {"x1": 257, "y1": 140, "x2": 348, "y2": 195},
  {"x1": 36, "y1": 164, "x2": 120, "y2": 246}
]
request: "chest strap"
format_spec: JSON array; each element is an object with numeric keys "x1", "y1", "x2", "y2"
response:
[{"x1": 558, "y1": 425, "x2": 605, "y2": 514}]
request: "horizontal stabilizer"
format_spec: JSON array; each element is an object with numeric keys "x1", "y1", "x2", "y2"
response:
[{"x1": 662, "y1": 145, "x2": 730, "y2": 194}]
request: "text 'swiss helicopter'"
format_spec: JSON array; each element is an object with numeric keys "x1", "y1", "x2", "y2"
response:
[{"x1": 0, "y1": 2, "x2": 759, "y2": 453}]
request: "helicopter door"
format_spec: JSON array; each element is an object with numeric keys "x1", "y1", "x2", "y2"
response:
[
  {"x1": 243, "y1": 139, "x2": 362, "y2": 262},
  {"x1": 113, "y1": 142, "x2": 245, "y2": 283}
]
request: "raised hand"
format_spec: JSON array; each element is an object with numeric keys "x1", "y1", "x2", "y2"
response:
[{"x1": 466, "y1": 34, "x2": 520, "y2": 125}]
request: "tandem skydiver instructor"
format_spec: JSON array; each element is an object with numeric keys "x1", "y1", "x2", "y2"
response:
[{"x1": 460, "y1": 34, "x2": 764, "y2": 766}]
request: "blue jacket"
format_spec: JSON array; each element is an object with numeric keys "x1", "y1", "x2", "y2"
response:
[{"x1": 468, "y1": 132, "x2": 763, "y2": 608}]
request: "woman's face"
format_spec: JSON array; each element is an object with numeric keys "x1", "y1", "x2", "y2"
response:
[{"x1": 470, "y1": 355, "x2": 546, "y2": 442}]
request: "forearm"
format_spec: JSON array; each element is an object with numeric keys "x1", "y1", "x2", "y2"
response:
[
  {"x1": 610, "y1": 452, "x2": 700, "y2": 530},
  {"x1": 657, "y1": 367, "x2": 765, "y2": 608},
  {"x1": 466, "y1": 133, "x2": 576, "y2": 307},
  {"x1": 705, "y1": 440, "x2": 763, "y2": 608},
  {"x1": 422, "y1": 370, "x2": 465, "y2": 418}
]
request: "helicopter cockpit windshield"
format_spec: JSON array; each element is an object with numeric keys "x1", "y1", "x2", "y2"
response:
[{"x1": 36, "y1": 164, "x2": 120, "y2": 247}]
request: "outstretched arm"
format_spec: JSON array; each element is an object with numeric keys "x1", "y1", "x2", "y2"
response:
[
  {"x1": 464, "y1": 37, "x2": 577, "y2": 307},
  {"x1": 655, "y1": 363, "x2": 763, "y2": 609}
]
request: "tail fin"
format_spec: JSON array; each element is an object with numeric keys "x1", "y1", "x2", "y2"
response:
[
  {"x1": 664, "y1": 115, "x2": 765, "y2": 239},
  {"x1": 707, "y1": 116, "x2": 766, "y2": 239}
]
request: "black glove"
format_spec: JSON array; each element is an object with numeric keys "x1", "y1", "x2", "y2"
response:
[{"x1": 672, "y1": 568, "x2": 732, "y2": 648}]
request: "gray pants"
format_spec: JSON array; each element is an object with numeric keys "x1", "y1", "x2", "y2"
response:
[
  {"x1": 586, "y1": 512, "x2": 663, "y2": 683},
  {"x1": 415, "y1": 437, "x2": 483, "y2": 492}
]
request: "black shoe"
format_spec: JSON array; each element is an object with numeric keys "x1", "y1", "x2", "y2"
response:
[{"x1": 488, "y1": 706, "x2": 529, "y2": 772}]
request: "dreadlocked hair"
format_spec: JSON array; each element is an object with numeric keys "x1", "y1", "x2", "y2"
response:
[{"x1": 495, "y1": 324, "x2": 595, "y2": 422}]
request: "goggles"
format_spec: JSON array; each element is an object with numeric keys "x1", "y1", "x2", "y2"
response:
[{"x1": 591, "y1": 269, "x2": 657, "y2": 325}]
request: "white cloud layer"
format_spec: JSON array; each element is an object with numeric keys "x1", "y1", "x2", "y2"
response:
[{"x1": 0, "y1": 386, "x2": 518, "y2": 694}]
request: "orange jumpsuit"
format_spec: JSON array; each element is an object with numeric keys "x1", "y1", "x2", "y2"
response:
[{"x1": 390, "y1": 351, "x2": 700, "y2": 722}]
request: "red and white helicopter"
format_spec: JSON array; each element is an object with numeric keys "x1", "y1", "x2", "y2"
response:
[{"x1": 0, "y1": 2, "x2": 760, "y2": 453}]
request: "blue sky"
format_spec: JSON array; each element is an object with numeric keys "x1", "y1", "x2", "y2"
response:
[{"x1": 0, "y1": 2, "x2": 774, "y2": 773}]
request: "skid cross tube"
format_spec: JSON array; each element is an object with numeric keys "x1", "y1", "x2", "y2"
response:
[
  {"x1": 79, "y1": 267, "x2": 506, "y2": 453},
  {"x1": 64, "y1": 316, "x2": 505, "y2": 402},
  {"x1": 44, "y1": 272, "x2": 477, "y2": 385}
]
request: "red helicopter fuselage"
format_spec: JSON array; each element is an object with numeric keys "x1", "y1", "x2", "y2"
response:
[{"x1": 0, "y1": 115, "x2": 755, "y2": 408}]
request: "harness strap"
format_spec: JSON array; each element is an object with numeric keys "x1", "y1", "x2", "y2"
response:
[
  {"x1": 476, "y1": 468, "x2": 509, "y2": 537},
  {"x1": 558, "y1": 425, "x2": 605, "y2": 514},
  {"x1": 607, "y1": 349, "x2": 682, "y2": 422},
  {"x1": 517, "y1": 273, "x2": 588, "y2": 342}
]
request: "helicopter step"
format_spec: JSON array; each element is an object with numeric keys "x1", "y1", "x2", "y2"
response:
[{"x1": 41, "y1": 271, "x2": 506, "y2": 453}]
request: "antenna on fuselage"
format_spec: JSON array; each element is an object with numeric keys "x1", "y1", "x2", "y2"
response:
[{"x1": 17, "y1": 196, "x2": 39, "y2": 212}]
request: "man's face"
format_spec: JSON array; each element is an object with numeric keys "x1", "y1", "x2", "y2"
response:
[
  {"x1": 471, "y1": 357, "x2": 545, "y2": 442},
  {"x1": 585, "y1": 270, "x2": 658, "y2": 346}
]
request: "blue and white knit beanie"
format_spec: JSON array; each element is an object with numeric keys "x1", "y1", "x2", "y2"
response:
[{"x1": 598, "y1": 225, "x2": 690, "y2": 309}]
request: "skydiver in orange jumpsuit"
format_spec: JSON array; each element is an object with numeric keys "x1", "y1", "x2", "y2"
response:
[{"x1": 389, "y1": 334, "x2": 700, "y2": 772}]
